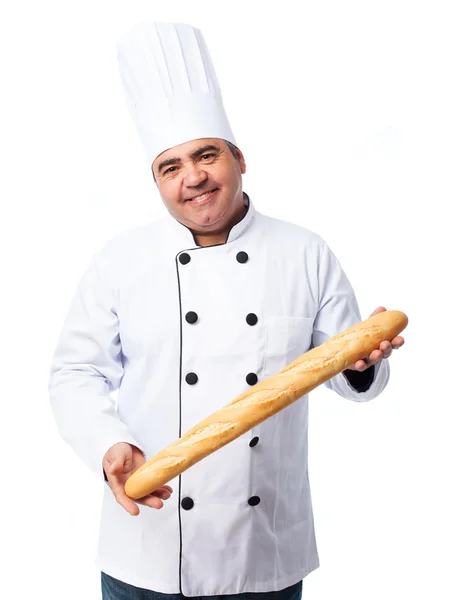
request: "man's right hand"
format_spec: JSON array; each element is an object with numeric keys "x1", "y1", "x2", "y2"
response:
[{"x1": 103, "y1": 442, "x2": 173, "y2": 516}]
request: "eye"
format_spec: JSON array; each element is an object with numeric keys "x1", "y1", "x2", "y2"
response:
[
  {"x1": 201, "y1": 153, "x2": 215, "y2": 160},
  {"x1": 164, "y1": 166, "x2": 178, "y2": 175}
]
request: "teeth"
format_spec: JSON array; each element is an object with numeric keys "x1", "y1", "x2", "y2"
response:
[{"x1": 191, "y1": 190, "x2": 214, "y2": 201}]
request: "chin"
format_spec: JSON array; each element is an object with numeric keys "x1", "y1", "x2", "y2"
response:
[
  {"x1": 192, "y1": 216, "x2": 223, "y2": 230},
  {"x1": 186, "y1": 204, "x2": 224, "y2": 223}
]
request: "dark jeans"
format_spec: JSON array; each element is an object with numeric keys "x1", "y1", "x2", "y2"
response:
[{"x1": 101, "y1": 572, "x2": 303, "y2": 600}]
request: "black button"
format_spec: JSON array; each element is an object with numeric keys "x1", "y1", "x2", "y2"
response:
[
  {"x1": 185, "y1": 372, "x2": 198, "y2": 385},
  {"x1": 248, "y1": 496, "x2": 260, "y2": 506},
  {"x1": 185, "y1": 311, "x2": 198, "y2": 324},
  {"x1": 246, "y1": 373, "x2": 258, "y2": 386},
  {"x1": 249, "y1": 436, "x2": 259, "y2": 447},
  {"x1": 181, "y1": 497, "x2": 194, "y2": 510},
  {"x1": 179, "y1": 253, "x2": 191, "y2": 265},
  {"x1": 236, "y1": 251, "x2": 249, "y2": 264},
  {"x1": 246, "y1": 313, "x2": 258, "y2": 326}
]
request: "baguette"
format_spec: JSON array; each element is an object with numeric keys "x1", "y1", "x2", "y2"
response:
[{"x1": 125, "y1": 309, "x2": 408, "y2": 499}]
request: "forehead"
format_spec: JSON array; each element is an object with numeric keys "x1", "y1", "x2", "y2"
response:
[{"x1": 153, "y1": 138, "x2": 224, "y2": 169}]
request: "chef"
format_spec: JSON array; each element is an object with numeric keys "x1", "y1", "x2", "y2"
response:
[{"x1": 48, "y1": 20, "x2": 405, "y2": 600}]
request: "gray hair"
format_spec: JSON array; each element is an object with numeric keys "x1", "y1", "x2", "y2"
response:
[{"x1": 224, "y1": 140, "x2": 239, "y2": 160}]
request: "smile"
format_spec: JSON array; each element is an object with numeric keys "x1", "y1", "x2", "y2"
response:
[{"x1": 186, "y1": 188, "x2": 218, "y2": 204}]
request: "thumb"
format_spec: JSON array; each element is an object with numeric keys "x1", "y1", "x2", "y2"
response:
[
  {"x1": 369, "y1": 306, "x2": 387, "y2": 318},
  {"x1": 110, "y1": 458, "x2": 124, "y2": 475},
  {"x1": 104, "y1": 443, "x2": 133, "y2": 476}
]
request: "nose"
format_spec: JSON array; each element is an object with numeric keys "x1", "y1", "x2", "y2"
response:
[{"x1": 183, "y1": 162, "x2": 208, "y2": 188}]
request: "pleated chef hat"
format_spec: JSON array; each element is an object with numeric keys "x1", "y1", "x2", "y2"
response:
[{"x1": 116, "y1": 21, "x2": 237, "y2": 167}]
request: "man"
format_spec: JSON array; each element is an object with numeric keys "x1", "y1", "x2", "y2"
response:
[{"x1": 48, "y1": 21, "x2": 404, "y2": 600}]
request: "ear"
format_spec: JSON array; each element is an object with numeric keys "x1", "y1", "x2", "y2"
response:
[{"x1": 236, "y1": 148, "x2": 247, "y2": 175}]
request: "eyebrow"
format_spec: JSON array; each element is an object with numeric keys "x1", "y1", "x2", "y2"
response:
[{"x1": 156, "y1": 144, "x2": 221, "y2": 174}]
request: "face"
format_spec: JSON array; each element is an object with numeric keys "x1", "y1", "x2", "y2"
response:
[{"x1": 152, "y1": 138, "x2": 246, "y2": 237}]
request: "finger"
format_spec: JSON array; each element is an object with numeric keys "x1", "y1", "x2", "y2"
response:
[
  {"x1": 354, "y1": 359, "x2": 368, "y2": 371},
  {"x1": 379, "y1": 341, "x2": 392, "y2": 359},
  {"x1": 155, "y1": 485, "x2": 173, "y2": 494},
  {"x1": 137, "y1": 496, "x2": 165, "y2": 510},
  {"x1": 132, "y1": 485, "x2": 175, "y2": 509},
  {"x1": 391, "y1": 336, "x2": 405, "y2": 349},
  {"x1": 117, "y1": 494, "x2": 141, "y2": 516},
  {"x1": 368, "y1": 349, "x2": 383, "y2": 363},
  {"x1": 137, "y1": 485, "x2": 173, "y2": 497},
  {"x1": 370, "y1": 306, "x2": 387, "y2": 317},
  {"x1": 151, "y1": 488, "x2": 173, "y2": 500},
  {"x1": 109, "y1": 480, "x2": 140, "y2": 516},
  {"x1": 136, "y1": 487, "x2": 174, "y2": 509}
]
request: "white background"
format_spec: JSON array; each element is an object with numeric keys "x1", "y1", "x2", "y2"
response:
[{"x1": 1, "y1": 0, "x2": 449, "y2": 599}]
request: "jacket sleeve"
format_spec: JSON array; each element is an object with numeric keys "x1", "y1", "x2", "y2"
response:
[
  {"x1": 311, "y1": 241, "x2": 390, "y2": 402},
  {"x1": 48, "y1": 251, "x2": 146, "y2": 480}
]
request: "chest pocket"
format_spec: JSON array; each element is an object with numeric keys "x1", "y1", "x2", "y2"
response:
[{"x1": 263, "y1": 315, "x2": 315, "y2": 378}]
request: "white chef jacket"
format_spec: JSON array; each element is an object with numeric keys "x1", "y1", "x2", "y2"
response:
[{"x1": 48, "y1": 195, "x2": 390, "y2": 596}]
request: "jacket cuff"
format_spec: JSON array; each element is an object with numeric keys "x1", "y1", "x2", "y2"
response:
[
  {"x1": 324, "y1": 359, "x2": 389, "y2": 402},
  {"x1": 343, "y1": 365, "x2": 375, "y2": 392}
]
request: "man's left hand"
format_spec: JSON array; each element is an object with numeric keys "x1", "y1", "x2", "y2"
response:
[{"x1": 347, "y1": 306, "x2": 405, "y2": 372}]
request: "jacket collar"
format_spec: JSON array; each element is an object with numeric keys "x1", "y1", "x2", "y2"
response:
[{"x1": 165, "y1": 192, "x2": 255, "y2": 250}]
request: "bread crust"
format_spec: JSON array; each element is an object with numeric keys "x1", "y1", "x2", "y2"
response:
[{"x1": 125, "y1": 309, "x2": 408, "y2": 499}]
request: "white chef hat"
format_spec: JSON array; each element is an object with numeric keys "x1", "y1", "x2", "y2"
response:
[{"x1": 116, "y1": 21, "x2": 237, "y2": 167}]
